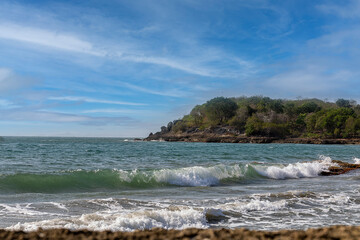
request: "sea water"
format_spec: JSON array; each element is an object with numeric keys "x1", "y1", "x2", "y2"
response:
[{"x1": 1, "y1": 137, "x2": 360, "y2": 231}]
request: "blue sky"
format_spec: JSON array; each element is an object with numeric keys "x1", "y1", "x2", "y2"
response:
[{"x1": 0, "y1": 0, "x2": 359, "y2": 137}]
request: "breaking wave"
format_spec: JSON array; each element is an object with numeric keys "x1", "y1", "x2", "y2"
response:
[{"x1": 0, "y1": 157, "x2": 340, "y2": 193}]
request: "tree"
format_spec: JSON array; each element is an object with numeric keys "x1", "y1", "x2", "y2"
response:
[
  {"x1": 204, "y1": 97, "x2": 238, "y2": 125},
  {"x1": 190, "y1": 105, "x2": 205, "y2": 126},
  {"x1": 297, "y1": 102, "x2": 320, "y2": 114},
  {"x1": 320, "y1": 108, "x2": 355, "y2": 137},
  {"x1": 336, "y1": 99, "x2": 351, "y2": 108},
  {"x1": 344, "y1": 116, "x2": 357, "y2": 137},
  {"x1": 269, "y1": 99, "x2": 284, "y2": 113},
  {"x1": 245, "y1": 115, "x2": 263, "y2": 136}
]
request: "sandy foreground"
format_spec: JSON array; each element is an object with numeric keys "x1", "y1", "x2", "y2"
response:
[{"x1": 2, "y1": 226, "x2": 360, "y2": 240}]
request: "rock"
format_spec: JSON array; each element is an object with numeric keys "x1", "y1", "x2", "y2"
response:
[{"x1": 320, "y1": 160, "x2": 360, "y2": 176}]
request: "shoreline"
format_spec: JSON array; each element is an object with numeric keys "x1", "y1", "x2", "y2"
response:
[
  {"x1": 145, "y1": 133, "x2": 360, "y2": 144},
  {"x1": 2, "y1": 225, "x2": 360, "y2": 239}
]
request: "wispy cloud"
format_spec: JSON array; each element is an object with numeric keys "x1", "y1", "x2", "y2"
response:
[
  {"x1": 82, "y1": 108, "x2": 157, "y2": 116},
  {"x1": 0, "y1": 23, "x2": 103, "y2": 56},
  {"x1": 317, "y1": 0, "x2": 360, "y2": 19},
  {"x1": 0, "y1": 109, "x2": 135, "y2": 126},
  {"x1": 49, "y1": 96, "x2": 147, "y2": 106},
  {"x1": 0, "y1": 68, "x2": 37, "y2": 93},
  {"x1": 121, "y1": 82, "x2": 188, "y2": 97},
  {"x1": 82, "y1": 109, "x2": 138, "y2": 114},
  {"x1": 265, "y1": 65, "x2": 353, "y2": 95},
  {"x1": 0, "y1": 19, "x2": 255, "y2": 78},
  {"x1": 122, "y1": 55, "x2": 216, "y2": 77},
  {"x1": 0, "y1": 99, "x2": 18, "y2": 109}
]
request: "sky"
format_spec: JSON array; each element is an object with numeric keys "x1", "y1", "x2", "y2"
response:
[{"x1": 0, "y1": 0, "x2": 360, "y2": 137}]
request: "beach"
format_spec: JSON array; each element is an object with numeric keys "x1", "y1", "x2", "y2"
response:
[{"x1": 2, "y1": 226, "x2": 360, "y2": 239}]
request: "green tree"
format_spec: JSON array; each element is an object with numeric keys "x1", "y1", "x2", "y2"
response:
[
  {"x1": 284, "y1": 102, "x2": 296, "y2": 119},
  {"x1": 336, "y1": 99, "x2": 351, "y2": 108},
  {"x1": 344, "y1": 116, "x2": 357, "y2": 137},
  {"x1": 245, "y1": 115, "x2": 263, "y2": 136},
  {"x1": 190, "y1": 105, "x2": 205, "y2": 126},
  {"x1": 204, "y1": 97, "x2": 238, "y2": 125},
  {"x1": 320, "y1": 108, "x2": 355, "y2": 137},
  {"x1": 269, "y1": 99, "x2": 284, "y2": 113},
  {"x1": 297, "y1": 102, "x2": 320, "y2": 114}
]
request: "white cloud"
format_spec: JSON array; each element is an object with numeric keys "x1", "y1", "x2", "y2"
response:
[
  {"x1": 264, "y1": 63, "x2": 354, "y2": 97},
  {"x1": 82, "y1": 108, "x2": 157, "y2": 115},
  {"x1": 49, "y1": 96, "x2": 147, "y2": 106},
  {"x1": 0, "y1": 109, "x2": 135, "y2": 126},
  {"x1": 122, "y1": 55, "x2": 216, "y2": 77},
  {"x1": 307, "y1": 29, "x2": 360, "y2": 51},
  {"x1": 121, "y1": 82, "x2": 188, "y2": 97},
  {"x1": 0, "y1": 21, "x2": 254, "y2": 78},
  {"x1": 0, "y1": 110, "x2": 89, "y2": 123},
  {"x1": 0, "y1": 23, "x2": 103, "y2": 56},
  {"x1": 83, "y1": 109, "x2": 137, "y2": 114},
  {"x1": 317, "y1": 0, "x2": 360, "y2": 19},
  {"x1": 0, "y1": 99, "x2": 17, "y2": 109},
  {"x1": 0, "y1": 68, "x2": 37, "y2": 93}
]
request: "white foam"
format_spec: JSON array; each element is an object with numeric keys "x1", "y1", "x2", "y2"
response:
[
  {"x1": 7, "y1": 207, "x2": 209, "y2": 232},
  {"x1": 0, "y1": 203, "x2": 45, "y2": 216},
  {"x1": 221, "y1": 199, "x2": 287, "y2": 212},
  {"x1": 49, "y1": 202, "x2": 68, "y2": 211},
  {"x1": 319, "y1": 193, "x2": 351, "y2": 205},
  {"x1": 87, "y1": 198, "x2": 122, "y2": 210},
  {"x1": 354, "y1": 157, "x2": 360, "y2": 164},
  {"x1": 116, "y1": 164, "x2": 245, "y2": 187},
  {"x1": 254, "y1": 158, "x2": 333, "y2": 180},
  {"x1": 154, "y1": 164, "x2": 244, "y2": 186}
]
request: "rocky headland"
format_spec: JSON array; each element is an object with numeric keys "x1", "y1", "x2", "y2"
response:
[
  {"x1": 145, "y1": 126, "x2": 360, "y2": 144},
  {"x1": 146, "y1": 96, "x2": 360, "y2": 144}
]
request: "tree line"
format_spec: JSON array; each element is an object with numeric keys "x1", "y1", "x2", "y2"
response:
[{"x1": 162, "y1": 96, "x2": 360, "y2": 138}]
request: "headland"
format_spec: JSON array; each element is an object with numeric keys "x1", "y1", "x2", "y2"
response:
[{"x1": 145, "y1": 96, "x2": 360, "y2": 144}]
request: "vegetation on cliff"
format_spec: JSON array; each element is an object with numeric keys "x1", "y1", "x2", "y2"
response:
[{"x1": 152, "y1": 96, "x2": 360, "y2": 139}]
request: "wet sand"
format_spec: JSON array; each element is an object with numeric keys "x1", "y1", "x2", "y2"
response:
[{"x1": 2, "y1": 226, "x2": 360, "y2": 240}]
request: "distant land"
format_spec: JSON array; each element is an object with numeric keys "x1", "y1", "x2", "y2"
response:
[{"x1": 146, "y1": 96, "x2": 360, "y2": 144}]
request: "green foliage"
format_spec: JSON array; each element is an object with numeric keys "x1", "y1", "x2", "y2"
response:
[
  {"x1": 204, "y1": 97, "x2": 238, "y2": 125},
  {"x1": 322, "y1": 108, "x2": 355, "y2": 136},
  {"x1": 336, "y1": 98, "x2": 351, "y2": 108},
  {"x1": 297, "y1": 102, "x2": 321, "y2": 114},
  {"x1": 190, "y1": 105, "x2": 205, "y2": 126},
  {"x1": 269, "y1": 100, "x2": 284, "y2": 113},
  {"x1": 159, "y1": 96, "x2": 360, "y2": 139},
  {"x1": 262, "y1": 123, "x2": 289, "y2": 137},
  {"x1": 172, "y1": 120, "x2": 188, "y2": 133},
  {"x1": 245, "y1": 116, "x2": 263, "y2": 136}
]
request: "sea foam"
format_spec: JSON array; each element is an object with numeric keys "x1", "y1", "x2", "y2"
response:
[
  {"x1": 7, "y1": 207, "x2": 210, "y2": 232},
  {"x1": 254, "y1": 157, "x2": 333, "y2": 180},
  {"x1": 354, "y1": 157, "x2": 360, "y2": 164},
  {"x1": 154, "y1": 164, "x2": 244, "y2": 187}
]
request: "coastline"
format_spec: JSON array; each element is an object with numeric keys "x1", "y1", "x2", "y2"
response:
[
  {"x1": 145, "y1": 132, "x2": 360, "y2": 144},
  {"x1": 2, "y1": 225, "x2": 360, "y2": 239}
]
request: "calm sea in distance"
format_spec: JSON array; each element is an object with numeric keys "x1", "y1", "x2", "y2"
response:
[{"x1": 1, "y1": 137, "x2": 360, "y2": 231}]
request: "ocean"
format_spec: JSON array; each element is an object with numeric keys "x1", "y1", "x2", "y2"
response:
[{"x1": 1, "y1": 137, "x2": 360, "y2": 232}]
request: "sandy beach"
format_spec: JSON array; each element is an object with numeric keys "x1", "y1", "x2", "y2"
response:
[{"x1": 2, "y1": 226, "x2": 360, "y2": 239}]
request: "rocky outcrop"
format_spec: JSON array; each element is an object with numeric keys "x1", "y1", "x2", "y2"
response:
[
  {"x1": 145, "y1": 126, "x2": 360, "y2": 144},
  {"x1": 321, "y1": 160, "x2": 360, "y2": 176}
]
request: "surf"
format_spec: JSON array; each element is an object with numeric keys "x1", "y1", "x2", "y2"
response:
[{"x1": 0, "y1": 157, "x2": 350, "y2": 193}]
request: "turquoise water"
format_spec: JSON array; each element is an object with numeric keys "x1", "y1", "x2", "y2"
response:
[{"x1": 1, "y1": 137, "x2": 360, "y2": 231}]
